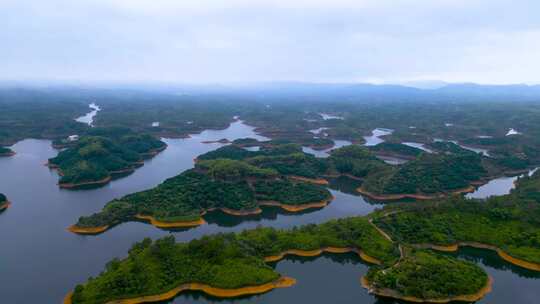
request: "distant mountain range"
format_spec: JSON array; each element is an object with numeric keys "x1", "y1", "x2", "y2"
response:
[{"x1": 1, "y1": 81, "x2": 540, "y2": 103}]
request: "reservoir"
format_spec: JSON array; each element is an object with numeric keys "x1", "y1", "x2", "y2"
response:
[{"x1": 0, "y1": 121, "x2": 538, "y2": 303}]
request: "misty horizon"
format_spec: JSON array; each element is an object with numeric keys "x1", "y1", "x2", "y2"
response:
[{"x1": 2, "y1": 0, "x2": 539, "y2": 84}]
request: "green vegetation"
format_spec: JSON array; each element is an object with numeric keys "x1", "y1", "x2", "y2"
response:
[
  {"x1": 74, "y1": 158, "x2": 331, "y2": 230},
  {"x1": 369, "y1": 142, "x2": 423, "y2": 158},
  {"x1": 329, "y1": 145, "x2": 390, "y2": 178},
  {"x1": 366, "y1": 250, "x2": 488, "y2": 300},
  {"x1": 199, "y1": 144, "x2": 329, "y2": 179},
  {"x1": 373, "y1": 171, "x2": 540, "y2": 264},
  {"x1": 363, "y1": 152, "x2": 485, "y2": 195},
  {"x1": 0, "y1": 146, "x2": 14, "y2": 156},
  {"x1": 48, "y1": 128, "x2": 166, "y2": 187},
  {"x1": 70, "y1": 217, "x2": 397, "y2": 304}
]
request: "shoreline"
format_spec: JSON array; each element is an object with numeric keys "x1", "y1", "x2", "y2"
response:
[
  {"x1": 140, "y1": 144, "x2": 168, "y2": 158},
  {"x1": 264, "y1": 246, "x2": 382, "y2": 265},
  {"x1": 135, "y1": 214, "x2": 206, "y2": 228},
  {"x1": 287, "y1": 175, "x2": 329, "y2": 185},
  {"x1": 0, "y1": 151, "x2": 16, "y2": 157},
  {"x1": 69, "y1": 197, "x2": 333, "y2": 235},
  {"x1": 259, "y1": 197, "x2": 332, "y2": 212},
  {"x1": 67, "y1": 224, "x2": 109, "y2": 235},
  {"x1": 59, "y1": 176, "x2": 112, "y2": 189},
  {"x1": 412, "y1": 242, "x2": 540, "y2": 271},
  {"x1": 360, "y1": 275, "x2": 493, "y2": 303},
  {"x1": 0, "y1": 200, "x2": 11, "y2": 212},
  {"x1": 64, "y1": 276, "x2": 296, "y2": 304},
  {"x1": 356, "y1": 185, "x2": 475, "y2": 201}
]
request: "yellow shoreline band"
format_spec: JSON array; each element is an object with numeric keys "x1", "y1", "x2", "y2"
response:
[{"x1": 64, "y1": 276, "x2": 295, "y2": 304}]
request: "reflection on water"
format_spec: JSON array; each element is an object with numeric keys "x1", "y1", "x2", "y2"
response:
[
  {"x1": 446, "y1": 247, "x2": 540, "y2": 304},
  {"x1": 169, "y1": 252, "x2": 380, "y2": 304},
  {"x1": 0, "y1": 120, "x2": 538, "y2": 303},
  {"x1": 467, "y1": 168, "x2": 537, "y2": 199},
  {"x1": 363, "y1": 128, "x2": 393, "y2": 146},
  {"x1": 75, "y1": 103, "x2": 101, "y2": 126},
  {"x1": 0, "y1": 121, "x2": 374, "y2": 303}
]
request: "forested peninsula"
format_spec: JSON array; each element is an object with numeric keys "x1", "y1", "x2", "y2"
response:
[
  {"x1": 0, "y1": 146, "x2": 15, "y2": 157},
  {"x1": 65, "y1": 214, "x2": 496, "y2": 304},
  {"x1": 0, "y1": 193, "x2": 9, "y2": 212},
  {"x1": 372, "y1": 170, "x2": 540, "y2": 271},
  {"x1": 48, "y1": 128, "x2": 166, "y2": 189},
  {"x1": 70, "y1": 145, "x2": 333, "y2": 234}
]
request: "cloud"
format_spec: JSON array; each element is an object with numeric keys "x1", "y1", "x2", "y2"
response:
[{"x1": 1, "y1": 0, "x2": 539, "y2": 84}]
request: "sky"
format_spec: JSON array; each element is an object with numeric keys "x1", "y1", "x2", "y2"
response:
[{"x1": 1, "y1": 0, "x2": 539, "y2": 85}]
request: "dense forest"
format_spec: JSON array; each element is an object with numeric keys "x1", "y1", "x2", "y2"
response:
[
  {"x1": 73, "y1": 156, "x2": 332, "y2": 231},
  {"x1": 69, "y1": 217, "x2": 397, "y2": 304},
  {"x1": 373, "y1": 170, "x2": 540, "y2": 265},
  {"x1": 48, "y1": 128, "x2": 166, "y2": 188},
  {"x1": 365, "y1": 249, "x2": 488, "y2": 300}
]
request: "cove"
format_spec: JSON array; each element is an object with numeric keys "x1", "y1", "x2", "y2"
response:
[
  {"x1": 0, "y1": 121, "x2": 376, "y2": 303},
  {"x1": 1, "y1": 120, "x2": 539, "y2": 303}
]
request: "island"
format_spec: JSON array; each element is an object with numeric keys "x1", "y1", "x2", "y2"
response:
[
  {"x1": 69, "y1": 157, "x2": 333, "y2": 234},
  {"x1": 372, "y1": 170, "x2": 540, "y2": 271},
  {"x1": 368, "y1": 142, "x2": 424, "y2": 160},
  {"x1": 0, "y1": 193, "x2": 9, "y2": 212},
  {"x1": 48, "y1": 127, "x2": 166, "y2": 189},
  {"x1": 358, "y1": 145, "x2": 485, "y2": 200},
  {"x1": 362, "y1": 249, "x2": 491, "y2": 303},
  {"x1": 65, "y1": 217, "x2": 397, "y2": 304},
  {"x1": 0, "y1": 146, "x2": 15, "y2": 157}
]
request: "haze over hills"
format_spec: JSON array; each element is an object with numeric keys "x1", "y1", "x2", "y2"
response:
[{"x1": 2, "y1": 81, "x2": 540, "y2": 103}]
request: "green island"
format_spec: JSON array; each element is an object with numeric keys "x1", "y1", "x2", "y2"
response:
[
  {"x1": 48, "y1": 128, "x2": 166, "y2": 189},
  {"x1": 65, "y1": 214, "x2": 497, "y2": 304},
  {"x1": 363, "y1": 249, "x2": 491, "y2": 303},
  {"x1": 0, "y1": 146, "x2": 15, "y2": 157},
  {"x1": 70, "y1": 157, "x2": 332, "y2": 234},
  {"x1": 372, "y1": 170, "x2": 540, "y2": 271},
  {"x1": 358, "y1": 144, "x2": 486, "y2": 200},
  {"x1": 0, "y1": 193, "x2": 9, "y2": 212},
  {"x1": 65, "y1": 217, "x2": 398, "y2": 304},
  {"x1": 368, "y1": 142, "x2": 424, "y2": 159}
]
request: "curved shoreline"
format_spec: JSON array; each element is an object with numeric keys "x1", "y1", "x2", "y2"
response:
[
  {"x1": 356, "y1": 185, "x2": 475, "y2": 201},
  {"x1": 0, "y1": 200, "x2": 11, "y2": 212},
  {"x1": 135, "y1": 214, "x2": 206, "y2": 228},
  {"x1": 264, "y1": 247, "x2": 382, "y2": 265},
  {"x1": 140, "y1": 144, "x2": 168, "y2": 158},
  {"x1": 67, "y1": 224, "x2": 109, "y2": 235},
  {"x1": 0, "y1": 151, "x2": 16, "y2": 157},
  {"x1": 412, "y1": 242, "x2": 540, "y2": 271},
  {"x1": 360, "y1": 275, "x2": 493, "y2": 303},
  {"x1": 59, "y1": 176, "x2": 112, "y2": 189},
  {"x1": 64, "y1": 276, "x2": 296, "y2": 304},
  {"x1": 287, "y1": 175, "x2": 329, "y2": 185},
  {"x1": 68, "y1": 197, "x2": 333, "y2": 235},
  {"x1": 259, "y1": 199, "x2": 331, "y2": 212}
]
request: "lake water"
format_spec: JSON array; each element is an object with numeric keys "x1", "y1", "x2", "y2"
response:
[
  {"x1": 467, "y1": 168, "x2": 538, "y2": 199},
  {"x1": 363, "y1": 128, "x2": 393, "y2": 146},
  {"x1": 0, "y1": 121, "x2": 538, "y2": 303},
  {"x1": 74, "y1": 103, "x2": 101, "y2": 126},
  {"x1": 302, "y1": 139, "x2": 352, "y2": 158}
]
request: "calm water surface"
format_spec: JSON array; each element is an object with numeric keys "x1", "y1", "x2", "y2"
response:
[
  {"x1": 363, "y1": 128, "x2": 393, "y2": 146},
  {"x1": 0, "y1": 121, "x2": 538, "y2": 303},
  {"x1": 74, "y1": 103, "x2": 101, "y2": 126}
]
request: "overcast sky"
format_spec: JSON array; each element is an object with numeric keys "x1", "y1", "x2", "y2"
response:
[{"x1": 1, "y1": 0, "x2": 539, "y2": 84}]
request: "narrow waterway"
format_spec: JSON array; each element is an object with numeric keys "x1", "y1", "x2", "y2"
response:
[
  {"x1": 74, "y1": 103, "x2": 101, "y2": 126},
  {"x1": 0, "y1": 121, "x2": 538, "y2": 303}
]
